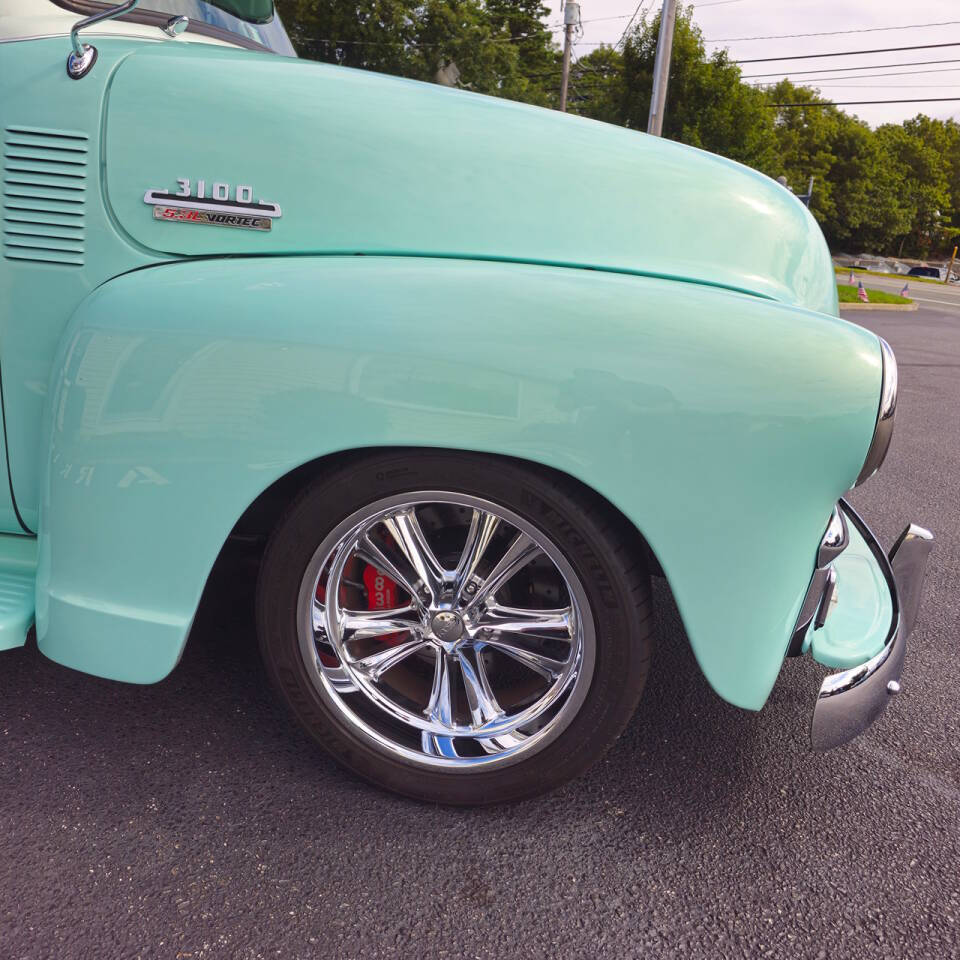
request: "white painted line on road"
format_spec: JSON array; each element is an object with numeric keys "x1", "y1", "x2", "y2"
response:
[
  {"x1": 868, "y1": 282, "x2": 959, "y2": 297},
  {"x1": 911, "y1": 296, "x2": 960, "y2": 308}
]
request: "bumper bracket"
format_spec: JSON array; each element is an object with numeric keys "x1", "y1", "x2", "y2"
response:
[{"x1": 810, "y1": 503, "x2": 933, "y2": 752}]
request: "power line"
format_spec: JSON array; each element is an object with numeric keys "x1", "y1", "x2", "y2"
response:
[
  {"x1": 297, "y1": 31, "x2": 542, "y2": 47},
  {"x1": 548, "y1": 14, "x2": 633, "y2": 28},
  {"x1": 572, "y1": 56, "x2": 614, "y2": 77},
  {"x1": 738, "y1": 41, "x2": 960, "y2": 64},
  {"x1": 742, "y1": 57, "x2": 960, "y2": 79},
  {"x1": 708, "y1": 20, "x2": 960, "y2": 43},
  {"x1": 527, "y1": 66, "x2": 960, "y2": 98},
  {"x1": 750, "y1": 66, "x2": 960, "y2": 84},
  {"x1": 786, "y1": 83, "x2": 960, "y2": 88},
  {"x1": 548, "y1": 0, "x2": 745, "y2": 27},
  {"x1": 767, "y1": 97, "x2": 960, "y2": 106},
  {"x1": 294, "y1": 27, "x2": 960, "y2": 69},
  {"x1": 515, "y1": 57, "x2": 960, "y2": 90},
  {"x1": 531, "y1": 61, "x2": 960, "y2": 86},
  {"x1": 568, "y1": 38, "x2": 960, "y2": 53},
  {"x1": 616, "y1": 1, "x2": 650, "y2": 49}
]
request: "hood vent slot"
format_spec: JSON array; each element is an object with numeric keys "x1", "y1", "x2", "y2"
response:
[{"x1": 3, "y1": 126, "x2": 87, "y2": 267}]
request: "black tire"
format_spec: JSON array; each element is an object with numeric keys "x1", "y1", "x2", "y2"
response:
[{"x1": 256, "y1": 450, "x2": 653, "y2": 805}]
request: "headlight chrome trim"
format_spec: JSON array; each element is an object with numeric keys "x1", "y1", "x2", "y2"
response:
[{"x1": 855, "y1": 337, "x2": 897, "y2": 487}]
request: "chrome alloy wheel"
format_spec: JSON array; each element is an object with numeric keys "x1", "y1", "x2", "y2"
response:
[{"x1": 296, "y1": 492, "x2": 596, "y2": 770}]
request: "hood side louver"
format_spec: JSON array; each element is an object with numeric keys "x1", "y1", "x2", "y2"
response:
[{"x1": 3, "y1": 125, "x2": 87, "y2": 267}]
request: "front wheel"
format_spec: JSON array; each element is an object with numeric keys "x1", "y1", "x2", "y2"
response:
[{"x1": 257, "y1": 451, "x2": 653, "y2": 805}]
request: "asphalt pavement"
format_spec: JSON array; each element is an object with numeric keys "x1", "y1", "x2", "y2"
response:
[{"x1": 1, "y1": 307, "x2": 958, "y2": 960}]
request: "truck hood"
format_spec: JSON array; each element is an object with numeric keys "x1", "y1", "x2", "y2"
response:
[{"x1": 105, "y1": 44, "x2": 838, "y2": 315}]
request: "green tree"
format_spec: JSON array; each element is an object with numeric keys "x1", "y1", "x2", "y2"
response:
[
  {"x1": 277, "y1": 0, "x2": 421, "y2": 75},
  {"x1": 566, "y1": 45, "x2": 623, "y2": 124},
  {"x1": 275, "y1": 0, "x2": 559, "y2": 104},
  {"x1": 829, "y1": 112, "x2": 911, "y2": 253},
  {"x1": 764, "y1": 81, "x2": 907, "y2": 250},
  {"x1": 572, "y1": 8, "x2": 777, "y2": 171},
  {"x1": 901, "y1": 115, "x2": 958, "y2": 254},
  {"x1": 940, "y1": 120, "x2": 960, "y2": 248},
  {"x1": 875, "y1": 120, "x2": 953, "y2": 256},
  {"x1": 486, "y1": 0, "x2": 560, "y2": 106},
  {"x1": 764, "y1": 80, "x2": 840, "y2": 225}
]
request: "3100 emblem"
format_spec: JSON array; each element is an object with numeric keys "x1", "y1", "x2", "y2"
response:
[{"x1": 143, "y1": 179, "x2": 282, "y2": 232}]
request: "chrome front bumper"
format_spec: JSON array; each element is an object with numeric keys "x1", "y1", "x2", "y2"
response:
[{"x1": 809, "y1": 501, "x2": 933, "y2": 751}]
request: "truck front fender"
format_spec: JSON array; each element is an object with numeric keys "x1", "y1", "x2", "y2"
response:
[{"x1": 36, "y1": 257, "x2": 881, "y2": 707}]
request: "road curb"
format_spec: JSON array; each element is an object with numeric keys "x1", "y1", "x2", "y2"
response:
[{"x1": 839, "y1": 302, "x2": 918, "y2": 312}]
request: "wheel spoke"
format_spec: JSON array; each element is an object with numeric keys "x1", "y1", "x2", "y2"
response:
[
  {"x1": 311, "y1": 601, "x2": 356, "y2": 689},
  {"x1": 463, "y1": 532, "x2": 540, "y2": 611},
  {"x1": 477, "y1": 603, "x2": 573, "y2": 638},
  {"x1": 458, "y1": 649, "x2": 504, "y2": 727},
  {"x1": 320, "y1": 663, "x2": 360, "y2": 694},
  {"x1": 340, "y1": 604, "x2": 420, "y2": 640},
  {"x1": 453, "y1": 509, "x2": 500, "y2": 601},
  {"x1": 481, "y1": 636, "x2": 568, "y2": 682},
  {"x1": 355, "y1": 534, "x2": 421, "y2": 601},
  {"x1": 349, "y1": 637, "x2": 431, "y2": 681},
  {"x1": 421, "y1": 731, "x2": 459, "y2": 758},
  {"x1": 425, "y1": 649, "x2": 455, "y2": 728},
  {"x1": 312, "y1": 599, "x2": 328, "y2": 639},
  {"x1": 477, "y1": 731, "x2": 528, "y2": 754},
  {"x1": 384, "y1": 508, "x2": 447, "y2": 602}
]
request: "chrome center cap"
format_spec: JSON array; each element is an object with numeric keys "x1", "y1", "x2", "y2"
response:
[{"x1": 430, "y1": 610, "x2": 466, "y2": 648}]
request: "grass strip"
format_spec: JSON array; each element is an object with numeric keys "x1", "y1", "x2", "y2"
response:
[{"x1": 837, "y1": 283, "x2": 912, "y2": 304}]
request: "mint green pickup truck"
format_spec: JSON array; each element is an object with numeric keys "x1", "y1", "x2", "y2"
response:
[{"x1": 0, "y1": 1, "x2": 933, "y2": 804}]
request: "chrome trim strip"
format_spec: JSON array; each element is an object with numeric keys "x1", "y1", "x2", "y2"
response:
[
  {"x1": 810, "y1": 501, "x2": 933, "y2": 751},
  {"x1": 0, "y1": 33, "x2": 162, "y2": 45},
  {"x1": 855, "y1": 337, "x2": 898, "y2": 486},
  {"x1": 143, "y1": 190, "x2": 282, "y2": 219}
]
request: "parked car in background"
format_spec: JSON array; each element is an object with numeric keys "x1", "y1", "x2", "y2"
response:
[
  {"x1": 0, "y1": 0, "x2": 933, "y2": 804},
  {"x1": 908, "y1": 266, "x2": 942, "y2": 280}
]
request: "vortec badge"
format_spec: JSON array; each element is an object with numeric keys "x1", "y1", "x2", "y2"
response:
[
  {"x1": 144, "y1": 179, "x2": 281, "y2": 231},
  {"x1": 152, "y1": 207, "x2": 272, "y2": 231}
]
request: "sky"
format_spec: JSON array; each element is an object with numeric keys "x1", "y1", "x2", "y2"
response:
[{"x1": 544, "y1": 0, "x2": 960, "y2": 127}]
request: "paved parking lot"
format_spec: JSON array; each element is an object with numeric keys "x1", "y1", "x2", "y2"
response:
[{"x1": 1, "y1": 307, "x2": 958, "y2": 960}]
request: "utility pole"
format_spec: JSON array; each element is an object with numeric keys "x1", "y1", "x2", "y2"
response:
[
  {"x1": 647, "y1": 0, "x2": 678, "y2": 136},
  {"x1": 560, "y1": 2, "x2": 579, "y2": 112},
  {"x1": 945, "y1": 245, "x2": 958, "y2": 284}
]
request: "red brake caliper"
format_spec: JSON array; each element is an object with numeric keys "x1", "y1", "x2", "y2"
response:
[
  {"x1": 315, "y1": 560, "x2": 406, "y2": 668},
  {"x1": 362, "y1": 564, "x2": 405, "y2": 645}
]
